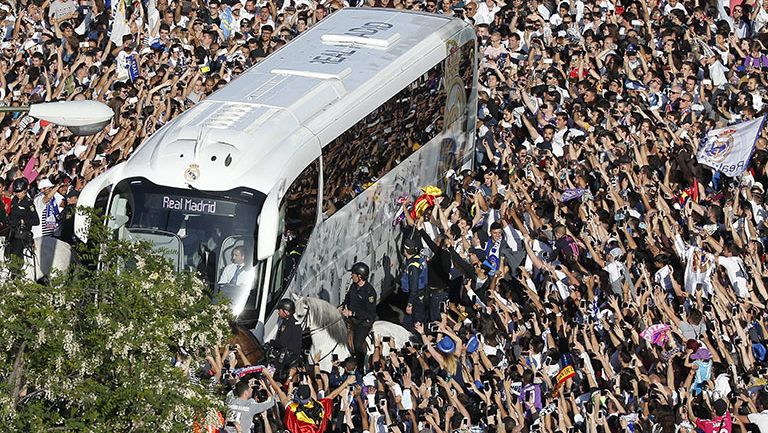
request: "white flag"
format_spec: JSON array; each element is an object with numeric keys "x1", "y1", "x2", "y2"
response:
[
  {"x1": 110, "y1": 0, "x2": 131, "y2": 46},
  {"x1": 696, "y1": 116, "x2": 766, "y2": 177}
]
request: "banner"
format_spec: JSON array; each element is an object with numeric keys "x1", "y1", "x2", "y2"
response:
[
  {"x1": 556, "y1": 365, "x2": 575, "y2": 384},
  {"x1": 697, "y1": 116, "x2": 766, "y2": 177},
  {"x1": 110, "y1": 0, "x2": 131, "y2": 46},
  {"x1": 552, "y1": 365, "x2": 575, "y2": 398},
  {"x1": 127, "y1": 54, "x2": 139, "y2": 81},
  {"x1": 220, "y1": 6, "x2": 234, "y2": 39}
]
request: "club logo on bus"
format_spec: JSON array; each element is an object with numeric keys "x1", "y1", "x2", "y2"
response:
[
  {"x1": 309, "y1": 22, "x2": 393, "y2": 65},
  {"x1": 343, "y1": 22, "x2": 393, "y2": 38},
  {"x1": 184, "y1": 164, "x2": 201, "y2": 182}
]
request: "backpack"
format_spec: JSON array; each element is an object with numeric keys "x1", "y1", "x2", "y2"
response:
[{"x1": 400, "y1": 256, "x2": 428, "y2": 293}]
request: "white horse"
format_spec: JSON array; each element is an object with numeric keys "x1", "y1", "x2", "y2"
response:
[{"x1": 292, "y1": 295, "x2": 414, "y2": 372}]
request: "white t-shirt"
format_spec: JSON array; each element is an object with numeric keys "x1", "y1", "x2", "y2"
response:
[
  {"x1": 474, "y1": 2, "x2": 499, "y2": 25},
  {"x1": 673, "y1": 234, "x2": 715, "y2": 297},
  {"x1": 748, "y1": 411, "x2": 768, "y2": 433},
  {"x1": 717, "y1": 256, "x2": 749, "y2": 298}
]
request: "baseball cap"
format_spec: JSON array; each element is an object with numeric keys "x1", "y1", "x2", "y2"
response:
[
  {"x1": 712, "y1": 398, "x2": 728, "y2": 416},
  {"x1": 470, "y1": 248, "x2": 487, "y2": 262},
  {"x1": 295, "y1": 384, "x2": 311, "y2": 403},
  {"x1": 38, "y1": 178, "x2": 54, "y2": 189}
]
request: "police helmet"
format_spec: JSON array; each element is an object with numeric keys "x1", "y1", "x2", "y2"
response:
[
  {"x1": 12, "y1": 178, "x2": 28, "y2": 193},
  {"x1": 276, "y1": 298, "x2": 295, "y2": 314},
  {"x1": 349, "y1": 262, "x2": 370, "y2": 281}
]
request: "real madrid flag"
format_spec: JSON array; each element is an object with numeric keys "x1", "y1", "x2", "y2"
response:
[{"x1": 697, "y1": 116, "x2": 766, "y2": 177}]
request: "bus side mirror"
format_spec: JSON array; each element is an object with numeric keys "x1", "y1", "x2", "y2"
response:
[{"x1": 257, "y1": 179, "x2": 285, "y2": 261}]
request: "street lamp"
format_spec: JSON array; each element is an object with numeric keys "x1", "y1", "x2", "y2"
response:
[{"x1": 0, "y1": 100, "x2": 114, "y2": 136}]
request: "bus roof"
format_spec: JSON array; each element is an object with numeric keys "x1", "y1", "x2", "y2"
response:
[{"x1": 120, "y1": 9, "x2": 472, "y2": 194}]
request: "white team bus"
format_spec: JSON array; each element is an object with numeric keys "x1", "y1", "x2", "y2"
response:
[{"x1": 75, "y1": 8, "x2": 477, "y2": 340}]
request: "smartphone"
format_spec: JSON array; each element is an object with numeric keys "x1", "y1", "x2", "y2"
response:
[
  {"x1": 429, "y1": 323, "x2": 439, "y2": 333},
  {"x1": 461, "y1": 418, "x2": 469, "y2": 427},
  {"x1": 79, "y1": 42, "x2": 89, "y2": 48},
  {"x1": 703, "y1": 304, "x2": 712, "y2": 313},
  {"x1": 483, "y1": 380, "x2": 491, "y2": 389},
  {"x1": 199, "y1": 65, "x2": 210, "y2": 73},
  {"x1": 580, "y1": 299, "x2": 588, "y2": 308},
  {"x1": 544, "y1": 356, "x2": 552, "y2": 365},
  {"x1": 631, "y1": 19, "x2": 644, "y2": 26},
  {"x1": 12, "y1": 90, "x2": 20, "y2": 97},
  {"x1": 382, "y1": 336, "x2": 391, "y2": 343},
  {"x1": 380, "y1": 398, "x2": 386, "y2": 406},
  {"x1": 332, "y1": 353, "x2": 339, "y2": 362},
  {"x1": 543, "y1": 58, "x2": 553, "y2": 64},
  {"x1": 404, "y1": 341, "x2": 411, "y2": 348},
  {"x1": 228, "y1": 345, "x2": 237, "y2": 351}
]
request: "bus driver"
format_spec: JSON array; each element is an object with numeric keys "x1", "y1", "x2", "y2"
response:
[{"x1": 218, "y1": 246, "x2": 254, "y2": 286}]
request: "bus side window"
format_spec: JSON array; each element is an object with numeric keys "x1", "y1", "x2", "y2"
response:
[
  {"x1": 94, "y1": 186, "x2": 111, "y2": 218},
  {"x1": 322, "y1": 60, "x2": 447, "y2": 209},
  {"x1": 266, "y1": 158, "x2": 320, "y2": 311}
]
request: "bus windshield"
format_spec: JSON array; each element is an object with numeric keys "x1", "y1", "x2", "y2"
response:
[{"x1": 108, "y1": 178, "x2": 267, "y2": 315}]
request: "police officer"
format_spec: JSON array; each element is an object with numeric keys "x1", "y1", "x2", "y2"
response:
[
  {"x1": 7, "y1": 178, "x2": 38, "y2": 262},
  {"x1": 340, "y1": 262, "x2": 377, "y2": 367},
  {"x1": 402, "y1": 237, "x2": 428, "y2": 327},
  {"x1": 270, "y1": 298, "x2": 302, "y2": 380}
]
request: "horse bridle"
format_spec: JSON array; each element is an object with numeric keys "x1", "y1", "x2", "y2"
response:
[
  {"x1": 298, "y1": 303, "x2": 346, "y2": 336},
  {"x1": 297, "y1": 303, "x2": 346, "y2": 363}
]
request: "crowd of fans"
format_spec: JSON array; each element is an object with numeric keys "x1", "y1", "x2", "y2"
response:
[
  {"x1": 189, "y1": 0, "x2": 768, "y2": 429},
  {"x1": 6, "y1": 0, "x2": 768, "y2": 430}
]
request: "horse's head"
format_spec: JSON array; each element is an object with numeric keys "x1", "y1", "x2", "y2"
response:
[
  {"x1": 292, "y1": 293, "x2": 311, "y2": 329},
  {"x1": 291, "y1": 295, "x2": 347, "y2": 345}
]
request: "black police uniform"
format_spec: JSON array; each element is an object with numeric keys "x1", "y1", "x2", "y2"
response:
[
  {"x1": 272, "y1": 313, "x2": 303, "y2": 376},
  {"x1": 343, "y1": 281, "x2": 377, "y2": 366},
  {"x1": 7, "y1": 195, "x2": 38, "y2": 260},
  {"x1": 275, "y1": 314, "x2": 302, "y2": 354}
]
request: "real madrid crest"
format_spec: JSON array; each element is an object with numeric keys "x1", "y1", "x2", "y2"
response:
[{"x1": 184, "y1": 164, "x2": 200, "y2": 182}]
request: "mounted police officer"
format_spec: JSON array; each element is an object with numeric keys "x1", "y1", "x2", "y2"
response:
[
  {"x1": 402, "y1": 237, "x2": 428, "y2": 327},
  {"x1": 340, "y1": 262, "x2": 377, "y2": 367},
  {"x1": 7, "y1": 178, "x2": 38, "y2": 263},
  {"x1": 268, "y1": 298, "x2": 302, "y2": 381}
]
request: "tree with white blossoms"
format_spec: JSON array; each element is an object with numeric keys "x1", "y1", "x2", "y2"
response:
[{"x1": 0, "y1": 210, "x2": 233, "y2": 431}]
